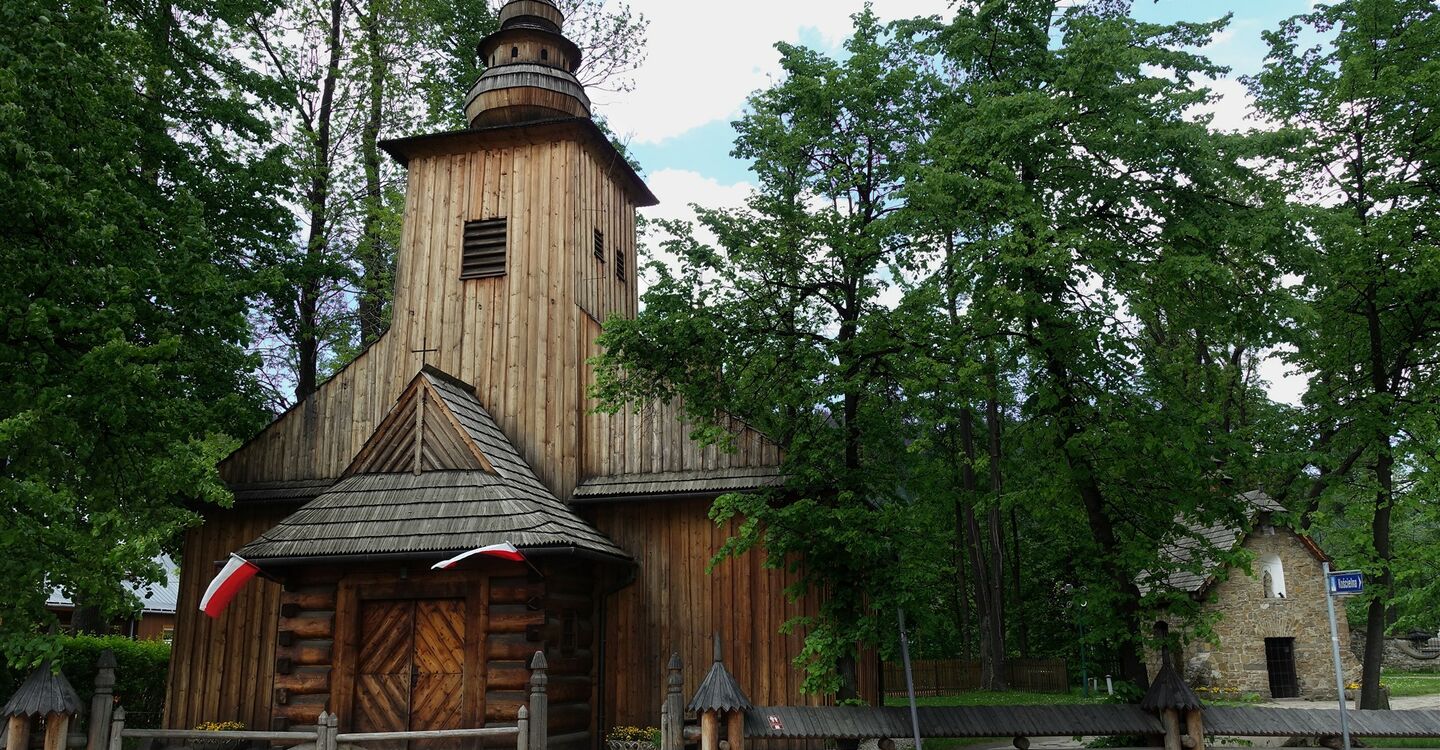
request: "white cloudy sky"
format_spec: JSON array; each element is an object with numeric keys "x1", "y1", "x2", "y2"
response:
[{"x1": 579, "y1": 0, "x2": 1316, "y2": 404}]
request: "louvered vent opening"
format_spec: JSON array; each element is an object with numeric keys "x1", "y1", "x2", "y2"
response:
[
  {"x1": 461, "y1": 218, "x2": 507, "y2": 279},
  {"x1": 594, "y1": 229, "x2": 605, "y2": 262},
  {"x1": 615, "y1": 245, "x2": 626, "y2": 282}
]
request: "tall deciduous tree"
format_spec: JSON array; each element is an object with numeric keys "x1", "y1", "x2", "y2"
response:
[
  {"x1": 0, "y1": 0, "x2": 286, "y2": 661},
  {"x1": 1250, "y1": 0, "x2": 1440, "y2": 709},
  {"x1": 595, "y1": 9, "x2": 939, "y2": 700},
  {"x1": 907, "y1": 0, "x2": 1289, "y2": 689}
]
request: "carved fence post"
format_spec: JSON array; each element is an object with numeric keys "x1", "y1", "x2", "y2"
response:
[
  {"x1": 326, "y1": 710, "x2": 340, "y2": 750},
  {"x1": 105, "y1": 708, "x2": 124, "y2": 750},
  {"x1": 1141, "y1": 624, "x2": 1202, "y2": 750},
  {"x1": 528, "y1": 652, "x2": 548, "y2": 750},
  {"x1": 1184, "y1": 706, "x2": 1206, "y2": 750},
  {"x1": 516, "y1": 706, "x2": 529, "y2": 750},
  {"x1": 687, "y1": 636, "x2": 750, "y2": 750},
  {"x1": 5, "y1": 714, "x2": 27, "y2": 750},
  {"x1": 316, "y1": 711, "x2": 331, "y2": 750},
  {"x1": 87, "y1": 651, "x2": 117, "y2": 750},
  {"x1": 661, "y1": 653, "x2": 683, "y2": 750}
]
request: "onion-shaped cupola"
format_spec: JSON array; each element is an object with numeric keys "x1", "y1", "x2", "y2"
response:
[{"x1": 466, "y1": 0, "x2": 591, "y2": 127}]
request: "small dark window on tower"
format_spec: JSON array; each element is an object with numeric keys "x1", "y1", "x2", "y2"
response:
[
  {"x1": 511, "y1": 46, "x2": 519, "y2": 58},
  {"x1": 615, "y1": 245, "x2": 626, "y2": 282},
  {"x1": 541, "y1": 48, "x2": 549, "y2": 61},
  {"x1": 460, "y1": 218, "x2": 507, "y2": 279},
  {"x1": 593, "y1": 229, "x2": 605, "y2": 262}
]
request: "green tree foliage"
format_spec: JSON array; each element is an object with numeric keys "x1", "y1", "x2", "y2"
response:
[
  {"x1": 902, "y1": 0, "x2": 1291, "y2": 690},
  {"x1": 598, "y1": 1, "x2": 1301, "y2": 698},
  {"x1": 595, "y1": 9, "x2": 937, "y2": 698},
  {"x1": 0, "y1": 0, "x2": 286, "y2": 662},
  {"x1": 1249, "y1": 0, "x2": 1440, "y2": 709}
]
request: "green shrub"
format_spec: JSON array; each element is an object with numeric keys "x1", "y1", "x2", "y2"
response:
[{"x1": 0, "y1": 636, "x2": 170, "y2": 727}]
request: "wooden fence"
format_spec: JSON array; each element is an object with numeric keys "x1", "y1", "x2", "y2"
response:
[
  {"x1": 91, "y1": 647, "x2": 544, "y2": 748},
  {"x1": 882, "y1": 659, "x2": 1070, "y2": 696}
]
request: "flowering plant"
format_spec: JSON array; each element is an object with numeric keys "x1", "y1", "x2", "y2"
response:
[
  {"x1": 606, "y1": 726, "x2": 661, "y2": 746},
  {"x1": 194, "y1": 722, "x2": 246, "y2": 732}
]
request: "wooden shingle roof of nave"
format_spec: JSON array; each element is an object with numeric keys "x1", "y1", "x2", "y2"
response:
[
  {"x1": 571, "y1": 465, "x2": 785, "y2": 502},
  {"x1": 227, "y1": 478, "x2": 334, "y2": 505},
  {"x1": 237, "y1": 367, "x2": 630, "y2": 565}
]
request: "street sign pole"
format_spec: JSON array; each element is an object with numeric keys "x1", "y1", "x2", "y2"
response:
[{"x1": 1324, "y1": 562, "x2": 1353, "y2": 750}]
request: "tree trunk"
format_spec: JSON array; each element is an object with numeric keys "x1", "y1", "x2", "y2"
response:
[
  {"x1": 357, "y1": 0, "x2": 391, "y2": 344},
  {"x1": 1360, "y1": 289, "x2": 1396, "y2": 710},
  {"x1": 984, "y1": 387, "x2": 1007, "y2": 689},
  {"x1": 1010, "y1": 506, "x2": 1028, "y2": 656},
  {"x1": 296, "y1": 0, "x2": 344, "y2": 401},
  {"x1": 69, "y1": 604, "x2": 106, "y2": 636},
  {"x1": 961, "y1": 409, "x2": 1005, "y2": 691}
]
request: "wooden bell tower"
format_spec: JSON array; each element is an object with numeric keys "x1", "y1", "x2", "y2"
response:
[{"x1": 381, "y1": 0, "x2": 655, "y2": 500}]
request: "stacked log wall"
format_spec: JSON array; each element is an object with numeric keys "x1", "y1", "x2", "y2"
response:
[{"x1": 272, "y1": 570, "x2": 342, "y2": 728}]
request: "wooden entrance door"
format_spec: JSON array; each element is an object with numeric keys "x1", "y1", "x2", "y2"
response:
[{"x1": 354, "y1": 599, "x2": 467, "y2": 747}]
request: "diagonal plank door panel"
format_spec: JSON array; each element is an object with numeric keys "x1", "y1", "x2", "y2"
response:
[
  {"x1": 411, "y1": 599, "x2": 467, "y2": 750},
  {"x1": 353, "y1": 598, "x2": 469, "y2": 750},
  {"x1": 355, "y1": 601, "x2": 416, "y2": 750}
]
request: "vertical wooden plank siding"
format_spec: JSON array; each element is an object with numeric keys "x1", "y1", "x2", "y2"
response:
[
  {"x1": 586, "y1": 499, "x2": 874, "y2": 730},
  {"x1": 216, "y1": 136, "x2": 780, "y2": 498},
  {"x1": 164, "y1": 505, "x2": 289, "y2": 729}
]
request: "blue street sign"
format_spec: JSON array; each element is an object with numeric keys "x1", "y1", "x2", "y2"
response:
[{"x1": 1329, "y1": 570, "x2": 1365, "y2": 596}]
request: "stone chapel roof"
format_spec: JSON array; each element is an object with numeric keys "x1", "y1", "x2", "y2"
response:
[{"x1": 1143, "y1": 490, "x2": 1326, "y2": 596}]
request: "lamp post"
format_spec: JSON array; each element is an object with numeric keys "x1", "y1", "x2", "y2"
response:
[{"x1": 1066, "y1": 585, "x2": 1090, "y2": 698}]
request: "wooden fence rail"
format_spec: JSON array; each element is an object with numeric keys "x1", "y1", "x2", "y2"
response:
[
  {"x1": 882, "y1": 659, "x2": 1070, "y2": 696},
  {"x1": 103, "y1": 651, "x2": 548, "y2": 750}
]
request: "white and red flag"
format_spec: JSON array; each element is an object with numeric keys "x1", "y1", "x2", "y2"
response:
[
  {"x1": 432, "y1": 542, "x2": 525, "y2": 569},
  {"x1": 199, "y1": 554, "x2": 261, "y2": 618}
]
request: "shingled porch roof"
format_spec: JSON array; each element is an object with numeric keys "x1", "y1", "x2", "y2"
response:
[{"x1": 238, "y1": 368, "x2": 630, "y2": 565}]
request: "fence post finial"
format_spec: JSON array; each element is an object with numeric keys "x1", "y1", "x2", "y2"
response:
[
  {"x1": 516, "y1": 705, "x2": 529, "y2": 750},
  {"x1": 528, "y1": 651, "x2": 548, "y2": 750},
  {"x1": 87, "y1": 651, "x2": 117, "y2": 750},
  {"x1": 105, "y1": 708, "x2": 124, "y2": 750},
  {"x1": 662, "y1": 653, "x2": 684, "y2": 750}
]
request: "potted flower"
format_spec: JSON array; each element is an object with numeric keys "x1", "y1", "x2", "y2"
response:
[
  {"x1": 191, "y1": 721, "x2": 247, "y2": 750},
  {"x1": 605, "y1": 726, "x2": 660, "y2": 750}
]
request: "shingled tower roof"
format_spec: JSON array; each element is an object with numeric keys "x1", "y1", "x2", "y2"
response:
[
  {"x1": 465, "y1": 0, "x2": 590, "y2": 126},
  {"x1": 1, "y1": 662, "x2": 82, "y2": 718},
  {"x1": 687, "y1": 636, "x2": 751, "y2": 713}
]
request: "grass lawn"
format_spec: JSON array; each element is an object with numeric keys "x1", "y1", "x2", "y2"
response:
[{"x1": 1383, "y1": 671, "x2": 1440, "y2": 698}]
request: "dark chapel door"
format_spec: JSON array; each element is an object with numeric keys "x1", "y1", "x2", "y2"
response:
[{"x1": 353, "y1": 599, "x2": 466, "y2": 746}]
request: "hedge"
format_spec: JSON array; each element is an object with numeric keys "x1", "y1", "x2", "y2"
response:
[{"x1": 0, "y1": 636, "x2": 170, "y2": 727}]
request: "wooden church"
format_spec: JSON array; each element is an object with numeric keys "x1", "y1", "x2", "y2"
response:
[{"x1": 164, "y1": 1, "x2": 876, "y2": 746}]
